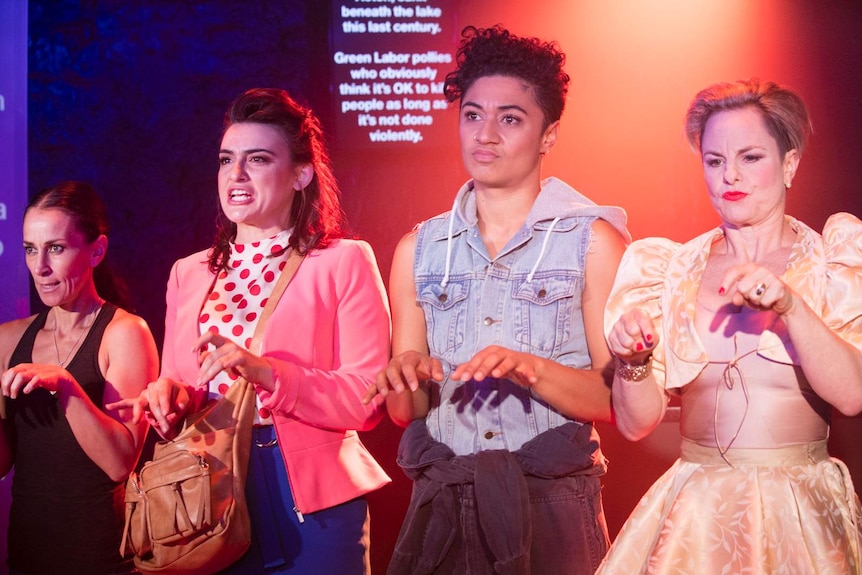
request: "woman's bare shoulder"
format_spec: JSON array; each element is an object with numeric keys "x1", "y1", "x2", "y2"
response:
[{"x1": 0, "y1": 314, "x2": 39, "y2": 370}]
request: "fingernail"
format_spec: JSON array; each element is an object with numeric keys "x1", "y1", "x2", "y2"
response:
[
  {"x1": 718, "y1": 287, "x2": 725, "y2": 295},
  {"x1": 645, "y1": 334, "x2": 653, "y2": 342},
  {"x1": 636, "y1": 343, "x2": 644, "y2": 351}
]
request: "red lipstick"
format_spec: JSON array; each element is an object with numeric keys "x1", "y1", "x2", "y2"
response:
[{"x1": 722, "y1": 191, "x2": 747, "y2": 201}]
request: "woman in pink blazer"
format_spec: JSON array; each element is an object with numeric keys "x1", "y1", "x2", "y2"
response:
[{"x1": 124, "y1": 88, "x2": 391, "y2": 574}]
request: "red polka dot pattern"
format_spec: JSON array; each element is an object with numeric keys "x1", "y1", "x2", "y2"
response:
[{"x1": 199, "y1": 229, "x2": 291, "y2": 425}]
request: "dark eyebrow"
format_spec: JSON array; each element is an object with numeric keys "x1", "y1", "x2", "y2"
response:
[
  {"x1": 218, "y1": 147, "x2": 277, "y2": 155},
  {"x1": 460, "y1": 101, "x2": 530, "y2": 115}
]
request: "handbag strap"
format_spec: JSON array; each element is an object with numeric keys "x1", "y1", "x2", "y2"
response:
[{"x1": 247, "y1": 248, "x2": 304, "y2": 355}]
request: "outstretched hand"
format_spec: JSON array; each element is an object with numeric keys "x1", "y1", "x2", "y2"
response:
[
  {"x1": 106, "y1": 377, "x2": 191, "y2": 439},
  {"x1": 451, "y1": 345, "x2": 540, "y2": 387},
  {"x1": 1, "y1": 363, "x2": 72, "y2": 398},
  {"x1": 363, "y1": 350, "x2": 443, "y2": 404},
  {"x1": 194, "y1": 331, "x2": 272, "y2": 388}
]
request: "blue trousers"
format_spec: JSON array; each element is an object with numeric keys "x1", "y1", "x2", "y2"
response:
[{"x1": 218, "y1": 426, "x2": 370, "y2": 574}]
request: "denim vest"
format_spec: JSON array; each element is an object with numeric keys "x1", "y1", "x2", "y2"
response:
[{"x1": 414, "y1": 177, "x2": 629, "y2": 455}]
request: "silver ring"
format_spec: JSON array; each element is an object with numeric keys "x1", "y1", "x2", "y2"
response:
[{"x1": 755, "y1": 283, "x2": 767, "y2": 296}]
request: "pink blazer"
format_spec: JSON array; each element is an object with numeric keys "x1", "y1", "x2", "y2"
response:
[{"x1": 161, "y1": 239, "x2": 392, "y2": 514}]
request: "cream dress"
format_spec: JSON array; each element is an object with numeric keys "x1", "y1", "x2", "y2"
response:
[{"x1": 597, "y1": 213, "x2": 862, "y2": 575}]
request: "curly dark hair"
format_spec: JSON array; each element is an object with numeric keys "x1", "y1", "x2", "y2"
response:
[
  {"x1": 208, "y1": 88, "x2": 347, "y2": 273},
  {"x1": 443, "y1": 25, "x2": 570, "y2": 127}
]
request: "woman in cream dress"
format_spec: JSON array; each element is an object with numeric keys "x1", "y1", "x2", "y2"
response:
[{"x1": 597, "y1": 79, "x2": 862, "y2": 574}]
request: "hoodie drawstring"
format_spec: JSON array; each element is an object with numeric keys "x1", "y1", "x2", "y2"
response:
[
  {"x1": 526, "y1": 217, "x2": 561, "y2": 283},
  {"x1": 441, "y1": 196, "x2": 561, "y2": 287},
  {"x1": 440, "y1": 195, "x2": 459, "y2": 288}
]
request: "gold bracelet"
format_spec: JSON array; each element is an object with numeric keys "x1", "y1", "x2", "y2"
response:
[{"x1": 616, "y1": 356, "x2": 652, "y2": 382}]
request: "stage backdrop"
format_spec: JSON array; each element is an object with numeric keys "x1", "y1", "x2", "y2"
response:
[
  {"x1": 0, "y1": 2, "x2": 28, "y2": 572},
  {"x1": 0, "y1": 0, "x2": 29, "y2": 325},
  {"x1": 20, "y1": 1, "x2": 862, "y2": 573}
]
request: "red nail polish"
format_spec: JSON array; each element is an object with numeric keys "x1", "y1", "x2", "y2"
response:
[
  {"x1": 718, "y1": 287, "x2": 725, "y2": 295},
  {"x1": 636, "y1": 342, "x2": 644, "y2": 351},
  {"x1": 645, "y1": 334, "x2": 653, "y2": 342}
]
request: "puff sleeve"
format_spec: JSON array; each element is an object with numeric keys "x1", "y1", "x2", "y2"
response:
[
  {"x1": 604, "y1": 237, "x2": 679, "y2": 389},
  {"x1": 821, "y1": 212, "x2": 862, "y2": 351}
]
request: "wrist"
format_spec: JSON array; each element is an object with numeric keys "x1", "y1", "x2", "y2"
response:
[{"x1": 616, "y1": 355, "x2": 653, "y2": 382}]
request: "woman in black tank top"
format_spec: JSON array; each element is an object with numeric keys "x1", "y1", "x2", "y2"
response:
[{"x1": 0, "y1": 182, "x2": 159, "y2": 575}]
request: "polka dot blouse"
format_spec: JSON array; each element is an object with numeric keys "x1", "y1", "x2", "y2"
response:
[{"x1": 199, "y1": 229, "x2": 291, "y2": 424}]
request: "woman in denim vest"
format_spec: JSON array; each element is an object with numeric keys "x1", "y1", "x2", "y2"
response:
[{"x1": 365, "y1": 25, "x2": 630, "y2": 575}]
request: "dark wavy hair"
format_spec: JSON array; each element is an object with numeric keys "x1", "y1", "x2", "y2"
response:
[
  {"x1": 26, "y1": 181, "x2": 132, "y2": 310},
  {"x1": 685, "y1": 78, "x2": 813, "y2": 158},
  {"x1": 443, "y1": 25, "x2": 570, "y2": 127},
  {"x1": 208, "y1": 88, "x2": 347, "y2": 272}
]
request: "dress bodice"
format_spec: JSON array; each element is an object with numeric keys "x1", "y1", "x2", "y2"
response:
[
  {"x1": 681, "y1": 305, "x2": 830, "y2": 448},
  {"x1": 605, "y1": 212, "x2": 862, "y2": 449}
]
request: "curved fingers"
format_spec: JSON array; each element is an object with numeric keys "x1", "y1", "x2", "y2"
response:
[
  {"x1": 453, "y1": 345, "x2": 538, "y2": 385},
  {"x1": 720, "y1": 263, "x2": 794, "y2": 313},
  {"x1": 608, "y1": 308, "x2": 657, "y2": 363},
  {"x1": 142, "y1": 377, "x2": 190, "y2": 438},
  {"x1": 362, "y1": 351, "x2": 442, "y2": 405},
  {"x1": 1, "y1": 364, "x2": 68, "y2": 398}
]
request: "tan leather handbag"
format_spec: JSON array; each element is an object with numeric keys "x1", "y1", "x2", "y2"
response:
[{"x1": 121, "y1": 250, "x2": 302, "y2": 574}]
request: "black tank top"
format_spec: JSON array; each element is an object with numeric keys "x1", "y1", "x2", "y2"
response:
[{"x1": 7, "y1": 303, "x2": 129, "y2": 574}]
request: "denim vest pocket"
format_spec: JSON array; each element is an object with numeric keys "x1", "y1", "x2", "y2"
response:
[
  {"x1": 513, "y1": 274, "x2": 578, "y2": 354},
  {"x1": 417, "y1": 280, "x2": 469, "y2": 356}
]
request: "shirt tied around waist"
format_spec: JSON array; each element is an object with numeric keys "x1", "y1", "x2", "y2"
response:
[{"x1": 389, "y1": 419, "x2": 607, "y2": 575}]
